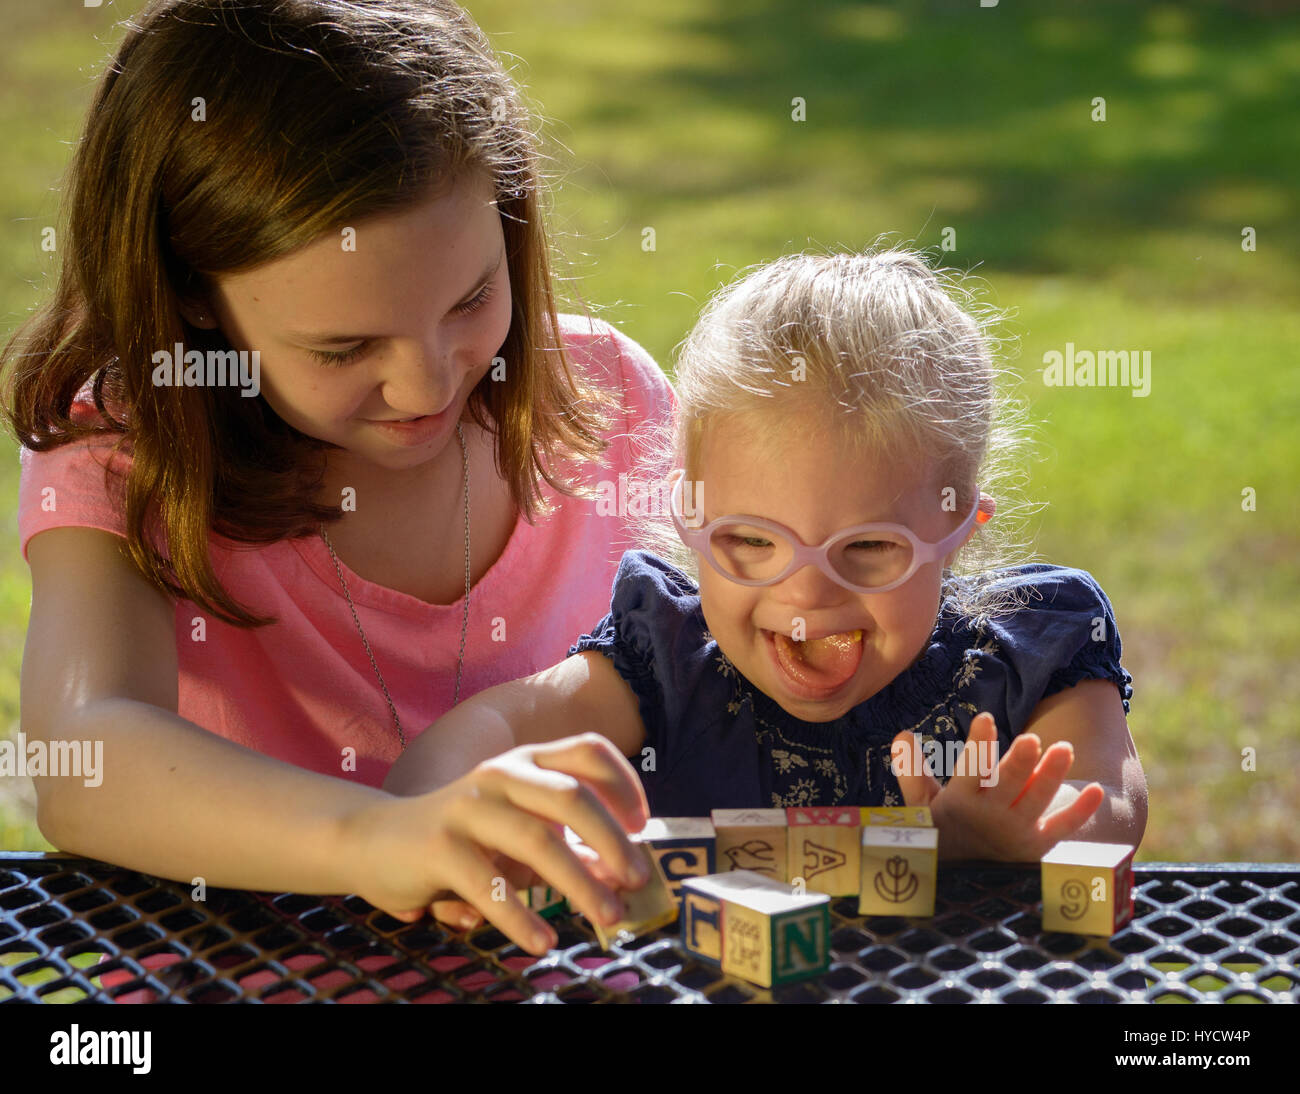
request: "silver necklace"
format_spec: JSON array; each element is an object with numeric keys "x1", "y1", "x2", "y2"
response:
[{"x1": 319, "y1": 421, "x2": 471, "y2": 752}]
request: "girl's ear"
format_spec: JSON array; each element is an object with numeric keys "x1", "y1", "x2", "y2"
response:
[{"x1": 944, "y1": 511, "x2": 986, "y2": 568}]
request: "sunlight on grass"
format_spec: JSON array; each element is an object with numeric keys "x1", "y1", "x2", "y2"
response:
[{"x1": 0, "y1": 0, "x2": 1295, "y2": 866}]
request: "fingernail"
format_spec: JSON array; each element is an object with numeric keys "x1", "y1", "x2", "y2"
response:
[
  {"x1": 459, "y1": 913, "x2": 480, "y2": 929},
  {"x1": 532, "y1": 931, "x2": 552, "y2": 952},
  {"x1": 602, "y1": 897, "x2": 623, "y2": 923}
]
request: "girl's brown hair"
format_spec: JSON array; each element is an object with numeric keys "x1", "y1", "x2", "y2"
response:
[{"x1": 1, "y1": 0, "x2": 615, "y2": 627}]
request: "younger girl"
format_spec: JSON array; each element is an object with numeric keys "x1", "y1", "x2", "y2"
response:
[{"x1": 387, "y1": 248, "x2": 1148, "y2": 880}]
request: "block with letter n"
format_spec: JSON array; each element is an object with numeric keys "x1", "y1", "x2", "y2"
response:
[{"x1": 681, "y1": 870, "x2": 830, "y2": 987}]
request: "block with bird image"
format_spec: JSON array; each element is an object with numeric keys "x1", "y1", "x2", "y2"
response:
[
  {"x1": 681, "y1": 870, "x2": 830, "y2": 987},
  {"x1": 858, "y1": 825, "x2": 938, "y2": 916},
  {"x1": 1040, "y1": 840, "x2": 1136, "y2": 936},
  {"x1": 786, "y1": 806, "x2": 861, "y2": 895},
  {"x1": 711, "y1": 808, "x2": 789, "y2": 880}
]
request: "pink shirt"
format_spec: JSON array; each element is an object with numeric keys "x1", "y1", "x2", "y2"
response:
[{"x1": 19, "y1": 314, "x2": 676, "y2": 787}]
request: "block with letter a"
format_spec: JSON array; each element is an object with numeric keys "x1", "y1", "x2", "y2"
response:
[{"x1": 786, "y1": 806, "x2": 860, "y2": 895}]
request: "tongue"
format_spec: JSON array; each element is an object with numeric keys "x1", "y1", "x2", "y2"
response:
[{"x1": 773, "y1": 630, "x2": 864, "y2": 691}]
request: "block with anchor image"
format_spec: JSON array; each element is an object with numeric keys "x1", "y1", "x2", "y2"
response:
[{"x1": 858, "y1": 825, "x2": 938, "y2": 917}]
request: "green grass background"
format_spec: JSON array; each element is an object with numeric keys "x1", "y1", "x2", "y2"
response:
[{"x1": 1, "y1": 0, "x2": 1296, "y2": 862}]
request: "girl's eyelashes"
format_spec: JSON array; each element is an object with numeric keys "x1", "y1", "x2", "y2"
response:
[
  {"x1": 308, "y1": 343, "x2": 366, "y2": 367},
  {"x1": 455, "y1": 280, "x2": 495, "y2": 315},
  {"x1": 305, "y1": 282, "x2": 496, "y2": 367}
]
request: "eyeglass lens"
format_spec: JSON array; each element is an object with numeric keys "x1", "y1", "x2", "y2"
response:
[{"x1": 707, "y1": 521, "x2": 914, "y2": 588}]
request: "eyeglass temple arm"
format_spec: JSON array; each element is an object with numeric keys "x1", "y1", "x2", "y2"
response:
[{"x1": 919, "y1": 491, "x2": 995, "y2": 563}]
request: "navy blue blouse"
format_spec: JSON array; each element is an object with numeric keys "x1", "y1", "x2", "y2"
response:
[{"x1": 569, "y1": 550, "x2": 1133, "y2": 816}]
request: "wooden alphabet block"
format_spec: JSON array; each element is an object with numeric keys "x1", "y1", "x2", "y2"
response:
[
  {"x1": 860, "y1": 806, "x2": 933, "y2": 828},
  {"x1": 858, "y1": 826, "x2": 938, "y2": 917},
  {"x1": 681, "y1": 885, "x2": 724, "y2": 964},
  {"x1": 590, "y1": 840, "x2": 679, "y2": 949},
  {"x1": 1040, "y1": 840, "x2": 1136, "y2": 936},
  {"x1": 681, "y1": 870, "x2": 831, "y2": 987},
  {"x1": 711, "y1": 808, "x2": 789, "y2": 880},
  {"x1": 636, "y1": 817, "x2": 716, "y2": 902},
  {"x1": 517, "y1": 885, "x2": 567, "y2": 920},
  {"x1": 786, "y1": 806, "x2": 860, "y2": 895}
]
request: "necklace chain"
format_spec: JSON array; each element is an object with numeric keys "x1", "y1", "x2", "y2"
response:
[{"x1": 319, "y1": 421, "x2": 471, "y2": 752}]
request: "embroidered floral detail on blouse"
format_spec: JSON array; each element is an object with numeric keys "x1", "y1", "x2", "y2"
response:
[
  {"x1": 715, "y1": 624, "x2": 1003, "y2": 806},
  {"x1": 890, "y1": 636, "x2": 996, "y2": 788},
  {"x1": 955, "y1": 640, "x2": 996, "y2": 688},
  {"x1": 778, "y1": 777, "x2": 819, "y2": 807},
  {"x1": 717, "y1": 646, "x2": 849, "y2": 806}
]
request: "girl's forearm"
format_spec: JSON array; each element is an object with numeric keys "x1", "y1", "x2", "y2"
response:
[
  {"x1": 382, "y1": 698, "x2": 516, "y2": 797},
  {"x1": 936, "y1": 782, "x2": 1145, "y2": 862},
  {"x1": 1049, "y1": 779, "x2": 1146, "y2": 848},
  {"x1": 34, "y1": 697, "x2": 390, "y2": 896}
]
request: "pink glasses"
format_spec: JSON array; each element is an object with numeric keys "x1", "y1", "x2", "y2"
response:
[{"x1": 670, "y1": 470, "x2": 995, "y2": 594}]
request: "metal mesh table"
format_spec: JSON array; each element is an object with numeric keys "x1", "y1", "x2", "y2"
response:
[{"x1": 1, "y1": 853, "x2": 1296, "y2": 1003}]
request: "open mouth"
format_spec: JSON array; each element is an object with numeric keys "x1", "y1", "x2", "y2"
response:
[{"x1": 764, "y1": 627, "x2": 865, "y2": 696}]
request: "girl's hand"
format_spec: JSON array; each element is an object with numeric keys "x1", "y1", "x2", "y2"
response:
[
  {"x1": 890, "y1": 713, "x2": 1106, "y2": 862},
  {"x1": 343, "y1": 734, "x2": 652, "y2": 955}
]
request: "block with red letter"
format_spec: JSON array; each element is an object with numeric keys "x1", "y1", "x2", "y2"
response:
[
  {"x1": 860, "y1": 806, "x2": 934, "y2": 828},
  {"x1": 681, "y1": 870, "x2": 830, "y2": 987},
  {"x1": 858, "y1": 826, "x2": 938, "y2": 917},
  {"x1": 636, "y1": 818, "x2": 716, "y2": 902},
  {"x1": 786, "y1": 806, "x2": 860, "y2": 895},
  {"x1": 711, "y1": 808, "x2": 789, "y2": 880},
  {"x1": 1040, "y1": 841, "x2": 1136, "y2": 936}
]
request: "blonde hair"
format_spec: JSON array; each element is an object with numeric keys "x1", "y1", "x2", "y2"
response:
[{"x1": 641, "y1": 244, "x2": 1041, "y2": 622}]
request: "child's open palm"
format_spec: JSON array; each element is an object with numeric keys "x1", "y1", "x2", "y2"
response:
[{"x1": 891, "y1": 713, "x2": 1105, "y2": 861}]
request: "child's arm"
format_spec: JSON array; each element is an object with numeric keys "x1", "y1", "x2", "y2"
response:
[
  {"x1": 892, "y1": 679, "x2": 1146, "y2": 861},
  {"x1": 1017, "y1": 678, "x2": 1147, "y2": 846},
  {"x1": 24, "y1": 528, "x2": 648, "y2": 955},
  {"x1": 383, "y1": 651, "x2": 647, "y2": 797}
]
